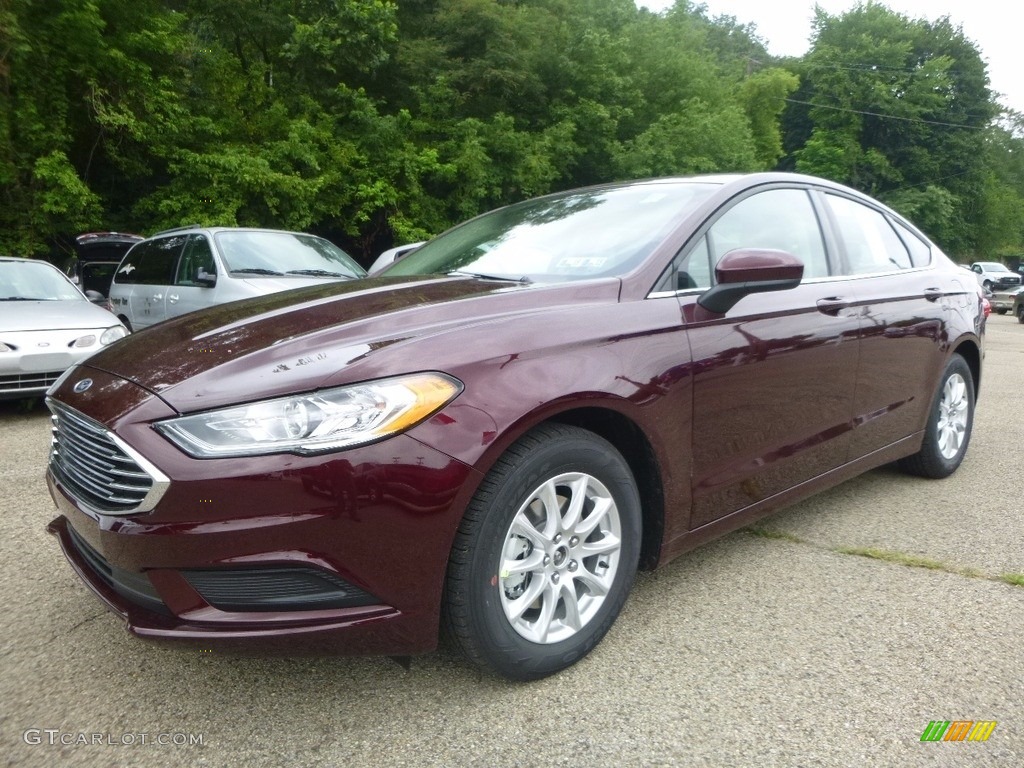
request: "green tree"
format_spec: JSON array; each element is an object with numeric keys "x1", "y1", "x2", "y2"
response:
[{"x1": 786, "y1": 2, "x2": 995, "y2": 252}]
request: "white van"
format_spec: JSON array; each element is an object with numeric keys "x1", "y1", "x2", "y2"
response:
[{"x1": 108, "y1": 227, "x2": 365, "y2": 330}]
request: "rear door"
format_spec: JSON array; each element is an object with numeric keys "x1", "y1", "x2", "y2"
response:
[{"x1": 818, "y1": 192, "x2": 949, "y2": 455}]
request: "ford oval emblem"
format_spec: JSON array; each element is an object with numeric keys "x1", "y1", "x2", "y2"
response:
[{"x1": 73, "y1": 378, "x2": 93, "y2": 394}]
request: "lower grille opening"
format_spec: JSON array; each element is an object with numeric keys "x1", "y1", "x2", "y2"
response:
[
  {"x1": 182, "y1": 567, "x2": 379, "y2": 612},
  {"x1": 66, "y1": 525, "x2": 170, "y2": 616}
]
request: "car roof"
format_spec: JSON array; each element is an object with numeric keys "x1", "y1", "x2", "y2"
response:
[{"x1": 146, "y1": 226, "x2": 330, "y2": 238}]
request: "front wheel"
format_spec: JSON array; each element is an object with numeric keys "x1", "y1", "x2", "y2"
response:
[
  {"x1": 898, "y1": 354, "x2": 974, "y2": 478},
  {"x1": 443, "y1": 424, "x2": 641, "y2": 680},
  {"x1": 1018, "y1": 305, "x2": 1024, "y2": 324}
]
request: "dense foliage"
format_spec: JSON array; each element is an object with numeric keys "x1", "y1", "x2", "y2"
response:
[{"x1": 2, "y1": 0, "x2": 1022, "y2": 263}]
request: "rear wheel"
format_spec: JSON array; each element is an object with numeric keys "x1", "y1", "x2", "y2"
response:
[
  {"x1": 443, "y1": 424, "x2": 641, "y2": 680},
  {"x1": 1018, "y1": 304, "x2": 1024, "y2": 324},
  {"x1": 898, "y1": 354, "x2": 974, "y2": 478}
]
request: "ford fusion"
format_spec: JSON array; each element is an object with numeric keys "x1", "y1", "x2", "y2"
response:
[{"x1": 45, "y1": 174, "x2": 984, "y2": 680}]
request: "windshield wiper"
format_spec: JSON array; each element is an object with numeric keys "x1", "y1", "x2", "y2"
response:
[
  {"x1": 230, "y1": 268, "x2": 284, "y2": 276},
  {"x1": 448, "y1": 271, "x2": 532, "y2": 284},
  {"x1": 1, "y1": 296, "x2": 53, "y2": 301},
  {"x1": 285, "y1": 269, "x2": 350, "y2": 278}
]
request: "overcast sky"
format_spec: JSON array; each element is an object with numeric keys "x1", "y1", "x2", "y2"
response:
[{"x1": 636, "y1": 0, "x2": 1021, "y2": 115}]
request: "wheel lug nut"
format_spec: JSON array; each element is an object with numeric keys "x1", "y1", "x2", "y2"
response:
[
  {"x1": 551, "y1": 573, "x2": 560, "y2": 584},
  {"x1": 543, "y1": 555, "x2": 551, "y2": 566},
  {"x1": 569, "y1": 536, "x2": 579, "y2": 547},
  {"x1": 553, "y1": 533, "x2": 562, "y2": 544},
  {"x1": 568, "y1": 560, "x2": 578, "y2": 572}
]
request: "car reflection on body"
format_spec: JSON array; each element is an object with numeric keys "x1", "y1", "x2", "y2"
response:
[
  {"x1": 1, "y1": 258, "x2": 128, "y2": 401},
  {"x1": 44, "y1": 173, "x2": 984, "y2": 680}
]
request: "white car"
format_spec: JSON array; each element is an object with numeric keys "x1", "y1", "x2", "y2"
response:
[
  {"x1": 368, "y1": 242, "x2": 425, "y2": 274},
  {"x1": 0, "y1": 258, "x2": 128, "y2": 400}
]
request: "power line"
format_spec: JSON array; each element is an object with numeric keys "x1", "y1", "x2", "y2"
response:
[{"x1": 784, "y1": 98, "x2": 989, "y2": 130}]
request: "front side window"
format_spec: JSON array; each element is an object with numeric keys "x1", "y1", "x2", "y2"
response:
[
  {"x1": 176, "y1": 235, "x2": 216, "y2": 286},
  {"x1": 657, "y1": 188, "x2": 830, "y2": 293},
  {"x1": 707, "y1": 188, "x2": 830, "y2": 280},
  {"x1": 826, "y1": 194, "x2": 911, "y2": 274}
]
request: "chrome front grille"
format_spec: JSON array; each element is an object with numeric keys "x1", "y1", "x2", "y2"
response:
[{"x1": 48, "y1": 401, "x2": 169, "y2": 515}]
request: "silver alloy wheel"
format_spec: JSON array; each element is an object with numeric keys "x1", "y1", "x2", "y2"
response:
[
  {"x1": 498, "y1": 472, "x2": 622, "y2": 644},
  {"x1": 937, "y1": 372, "x2": 969, "y2": 460}
]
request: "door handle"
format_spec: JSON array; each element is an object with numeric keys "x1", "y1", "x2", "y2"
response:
[
  {"x1": 815, "y1": 297, "x2": 850, "y2": 315},
  {"x1": 167, "y1": 294, "x2": 179, "y2": 304},
  {"x1": 923, "y1": 287, "x2": 943, "y2": 302}
]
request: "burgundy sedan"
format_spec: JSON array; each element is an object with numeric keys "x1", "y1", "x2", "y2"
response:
[{"x1": 45, "y1": 173, "x2": 984, "y2": 680}]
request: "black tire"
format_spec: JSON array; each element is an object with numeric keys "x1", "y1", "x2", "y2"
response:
[
  {"x1": 983, "y1": 280, "x2": 992, "y2": 289},
  {"x1": 1018, "y1": 305, "x2": 1024, "y2": 324},
  {"x1": 995, "y1": 308, "x2": 1007, "y2": 315},
  {"x1": 898, "y1": 355, "x2": 974, "y2": 479},
  {"x1": 443, "y1": 423, "x2": 641, "y2": 680}
]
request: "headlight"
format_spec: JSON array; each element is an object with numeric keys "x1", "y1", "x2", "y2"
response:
[
  {"x1": 71, "y1": 335, "x2": 97, "y2": 348},
  {"x1": 155, "y1": 372, "x2": 463, "y2": 458},
  {"x1": 100, "y1": 325, "x2": 128, "y2": 345}
]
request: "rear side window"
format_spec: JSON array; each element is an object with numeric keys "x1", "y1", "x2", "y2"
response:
[
  {"x1": 826, "y1": 194, "x2": 911, "y2": 273},
  {"x1": 115, "y1": 236, "x2": 185, "y2": 285}
]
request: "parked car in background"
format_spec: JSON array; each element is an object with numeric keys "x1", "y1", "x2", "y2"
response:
[
  {"x1": 1, "y1": 257, "x2": 127, "y2": 400},
  {"x1": 995, "y1": 287, "x2": 1024, "y2": 323},
  {"x1": 45, "y1": 173, "x2": 984, "y2": 680},
  {"x1": 64, "y1": 232, "x2": 143, "y2": 304},
  {"x1": 989, "y1": 286, "x2": 1023, "y2": 316},
  {"x1": 368, "y1": 241, "x2": 425, "y2": 274},
  {"x1": 970, "y1": 261, "x2": 1022, "y2": 290},
  {"x1": 108, "y1": 227, "x2": 366, "y2": 330}
]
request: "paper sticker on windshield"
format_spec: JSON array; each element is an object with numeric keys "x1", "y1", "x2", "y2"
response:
[{"x1": 556, "y1": 257, "x2": 608, "y2": 270}]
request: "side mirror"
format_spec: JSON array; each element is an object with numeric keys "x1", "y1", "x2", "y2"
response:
[
  {"x1": 697, "y1": 249, "x2": 804, "y2": 314},
  {"x1": 84, "y1": 289, "x2": 104, "y2": 303},
  {"x1": 196, "y1": 267, "x2": 217, "y2": 287}
]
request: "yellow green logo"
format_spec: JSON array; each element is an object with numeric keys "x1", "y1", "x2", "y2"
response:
[{"x1": 920, "y1": 721, "x2": 997, "y2": 742}]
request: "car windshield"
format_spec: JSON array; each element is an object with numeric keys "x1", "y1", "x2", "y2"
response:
[
  {"x1": 383, "y1": 181, "x2": 720, "y2": 282},
  {"x1": 978, "y1": 262, "x2": 1010, "y2": 272},
  {"x1": 0, "y1": 260, "x2": 85, "y2": 301},
  {"x1": 214, "y1": 231, "x2": 366, "y2": 279}
]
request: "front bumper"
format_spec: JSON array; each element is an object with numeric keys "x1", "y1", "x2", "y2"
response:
[
  {"x1": 0, "y1": 328, "x2": 116, "y2": 400},
  {"x1": 45, "y1": 368, "x2": 481, "y2": 655}
]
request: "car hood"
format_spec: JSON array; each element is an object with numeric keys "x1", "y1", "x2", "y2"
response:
[
  {"x1": 0, "y1": 300, "x2": 121, "y2": 332},
  {"x1": 81, "y1": 275, "x2": 621, "y2": 413}
]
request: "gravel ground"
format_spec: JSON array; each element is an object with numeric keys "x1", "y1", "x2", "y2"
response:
[{"x1": 1, "y1": 314, "x2": 1021, "y2": 768}]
